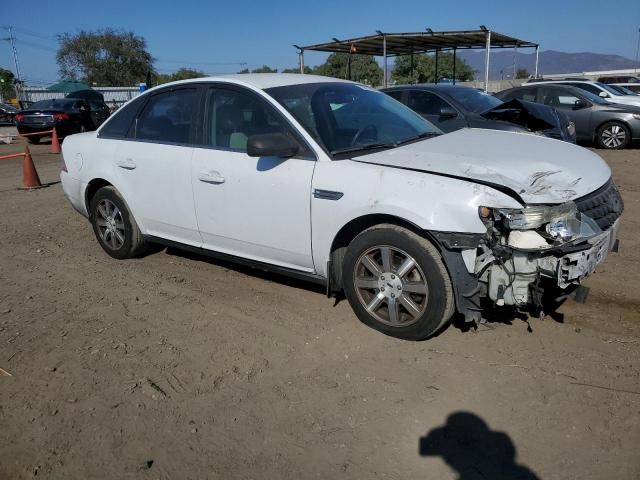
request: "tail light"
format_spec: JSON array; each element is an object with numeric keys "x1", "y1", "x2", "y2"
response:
[
  {"x1": 52, "y1": 113, "x2": 70, "y2": 121},
  {"x1": 15, "y1": 113, "x2": 24, "y2": 122}
]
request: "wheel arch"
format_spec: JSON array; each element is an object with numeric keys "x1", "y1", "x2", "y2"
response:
[
  {"x1": 84, "y1": 178, "x2": 113, "y2": 214},
  {"x1": 593, "y1": 118, "x2": 632, "y2": 145},
  {"x1": 328, "y1": 214, "x2": 442, "y2": 291}
]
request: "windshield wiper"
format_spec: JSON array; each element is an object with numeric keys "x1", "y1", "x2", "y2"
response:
[
  {"x1": 395, "y1": 131, "x2": 440, "y2": 146},
  {"x1": 330, "y1": 142, "x2": 397, "y2": 156}
]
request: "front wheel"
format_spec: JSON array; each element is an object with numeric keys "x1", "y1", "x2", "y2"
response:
[
  {"x1": 596, "y1": 122, "x2": 630, "y2": 149},
  {"x1": 342, "y1": 225, "x2": 455, "y2": 340},
  {"x1": 89, "y1": 186, "x2": 147, "y2": 259}
]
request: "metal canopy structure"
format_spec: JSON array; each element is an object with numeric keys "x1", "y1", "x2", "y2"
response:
[{"x1": 295, "y1": 28, "x2": 540, "y2": 91}]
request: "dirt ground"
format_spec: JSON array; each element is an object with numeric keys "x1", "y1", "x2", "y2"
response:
[{"x1": 1, "y1": 131, "x2": 639, "y2": 480}]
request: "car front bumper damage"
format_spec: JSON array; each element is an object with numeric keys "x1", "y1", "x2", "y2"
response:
[{"x1": 433, "y1": 217, "x2": 620, "y2": 323}]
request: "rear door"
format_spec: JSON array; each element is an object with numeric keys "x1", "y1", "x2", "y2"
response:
[
  {"x1": 406, "y1": 90, "x2": 466, "y2": 132},
  {"x1": 112, "y1": 86, "x2": 202, "y2": 245}
]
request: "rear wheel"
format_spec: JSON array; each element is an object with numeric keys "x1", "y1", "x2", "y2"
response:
[
  {"x1": 596, "y1": 121, "x2": 630, "y2": 149},
  {"x1": 89, "y1": 186, "x2": 146, "y2": 259},
  {"x1": 342, "y1": 225, "x2": 454, "y2": 340}
]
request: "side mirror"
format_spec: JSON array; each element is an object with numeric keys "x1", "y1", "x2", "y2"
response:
[
  {"x1": 573, "y1": 99, "x2": 589, "y2": 109},
  {"x1": 439, "y1": 106, "x2": 458, "y2": 118},
  {"x1": 598, "y1": 91, "x2": 609, "y2": 98},
  {"x1": 247, "y1": 132, "x2": 300, "y2": 158}
]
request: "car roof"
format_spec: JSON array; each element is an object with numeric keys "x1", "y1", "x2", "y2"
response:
[
  {"x1": 150, "y1": 73, "x2": 354, "y2": 92},
  {"x1": 383, "y1": 84, "x2": 474, "y2": 92}
]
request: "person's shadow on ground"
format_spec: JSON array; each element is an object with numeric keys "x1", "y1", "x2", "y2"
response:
[{"x1": 419, "y1": 411, "x2": 540, "y2": 480}]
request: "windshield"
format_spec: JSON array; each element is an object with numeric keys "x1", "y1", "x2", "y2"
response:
[
  {"x1": 608, "y1": 84, "x2": 636, "y2": 95},
  {"x1": 1, "y1": 103, "x2": 18, "y2": 112},
  {"x1": 447, "y1": 88, "x2": 503, "y2": 113},
  {"x1": 596, "y1": 82, "x2": 625, "y2": 96},
  {"x1": 570, "y1": 87, "x2": 610, "y2": 105},
  {"x1": 265, "y1": 82, "x2": 440, "y2": 156}
]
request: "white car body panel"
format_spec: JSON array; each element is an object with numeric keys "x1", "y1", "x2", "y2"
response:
[
  {"x1": 355, "y1": 128, "x2": 611, "y2": 204},
  {"x1": 191, "y1": 147, "x2": 316, "y2": 271}
]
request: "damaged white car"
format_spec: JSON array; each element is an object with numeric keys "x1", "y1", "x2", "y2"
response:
[{"x1": 60, "y1": 75, "x2": 624, "y2": 340}]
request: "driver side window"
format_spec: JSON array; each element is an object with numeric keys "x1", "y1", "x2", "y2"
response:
[{"x1": 206, "y1": 87, "x2": 292, "y2": 152}]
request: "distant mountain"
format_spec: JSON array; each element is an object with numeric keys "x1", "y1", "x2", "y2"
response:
[{"x1": 458, "y1": 50, "x2": 639, "y2": 79}]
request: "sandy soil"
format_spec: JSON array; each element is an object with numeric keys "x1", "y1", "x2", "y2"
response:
[{"x1": 1, "y1": 133, "x2": 639, "y2": 479}]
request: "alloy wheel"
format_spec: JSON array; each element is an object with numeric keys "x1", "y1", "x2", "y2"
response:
[
  {"x1": 95, "y1": 199, "x2": 125, "y2": 250},
  {"x1": 601, "y1": 125, "x2": 626, "y2": 148},
  {"x1": 353, "y1": 245, "x2": 429, "y2": 327}
]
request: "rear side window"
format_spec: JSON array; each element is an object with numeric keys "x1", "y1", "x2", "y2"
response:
[
  {"x1": 135, "y1": 88, "x2": 199, "y2": 144},
  {"x1": 99, "y1": 95, "x2": 145, "y2": 139}
]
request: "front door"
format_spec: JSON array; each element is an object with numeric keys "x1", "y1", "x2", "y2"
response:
[
  {"x1": 191, "y1": 85, "x2": 316, "y2": 271},
  {"x1": 113, "y1": 86, "x2": 202, "y2": 245}
]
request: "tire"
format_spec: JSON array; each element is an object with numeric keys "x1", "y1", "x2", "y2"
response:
[
  {"x1": 27, "y1": 136, "x2": 40, "y2": 145},
  {"x1": 342, "y1": 224, "x2": 455, "y2": 340},
  {"x1": 89, "y1": 186, "x2": 146, "y2": 259},
  {"x1": 596, "y1": 121, "x2": 630, "y2": 149}
]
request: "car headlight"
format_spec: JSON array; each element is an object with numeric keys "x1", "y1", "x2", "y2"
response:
[
  {"x1": 479, "y1": 202, "x2": 601, "y2": 243},
  {"x1": 633, "y1": 114, "x2": 640, "y2": 120},
  {"x1": 480, "y1": 203, "x2": 577, "y2": 230}
]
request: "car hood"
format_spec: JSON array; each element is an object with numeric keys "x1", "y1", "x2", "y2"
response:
[{"x1": 355, "y1": 128, "x2": 611, "y2": 204}]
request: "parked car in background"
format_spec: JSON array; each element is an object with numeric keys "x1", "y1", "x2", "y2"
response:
[
  {"x1": 0, "y1": 103, "x2": 18, "y2": 125},
  {"x1": 598, "y1": 75, "x2": 640, "y2": 84},
  {"x1": 66, "y1": 89, "x2": 111, "y2": 128},
  {"x1": 15, "y1": 98, "x2": 103, "y2": 144},
  {"x1": 496, "y1": 84, "x2": 640, "y2": 149},
  {"x1": 61, "y1": 74, "x2": 622, "y2": 340},
  {"x1": 382, "y1": 84, "x2": 575, "y2": 142},
  {"x1": 525, "y1": 79, "x2": 640, "y2": 108}
]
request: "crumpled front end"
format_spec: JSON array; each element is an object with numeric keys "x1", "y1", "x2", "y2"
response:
[{"x1": 439, "y1": 179, "x2": 624, "y2": 321}]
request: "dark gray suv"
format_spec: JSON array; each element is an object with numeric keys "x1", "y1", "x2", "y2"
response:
[{"x1": 496, "y1": 84, "x2": 640, "y2": 149}]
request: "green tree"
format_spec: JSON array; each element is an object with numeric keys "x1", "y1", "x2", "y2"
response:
[
  {"x1": 314, "y1": 53, "x2": 383, "y2": 86},
  {"x1": 251, "y1": 65, "x2": 277, "y2": 73},
  {"x1": 281, "y1": 66, "x2": 314, "y2": 74},
  {"x1": 155, "y1": 68, "x2": 206, "y2": 85},
  {"x1": 516, "y1": 68, "x2": 530, "y2": 79},
  {"x1": 0, "y1": 67, "x2": 17, "y2": 100},
  {"x1": 56, "y1": 29, "x2": 154, "y2": 86},
  {"x1": 392, "y1": 53, "x2": 474, "y2": 84}
]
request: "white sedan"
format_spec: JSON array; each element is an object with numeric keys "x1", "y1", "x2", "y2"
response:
[{"x1": 60, "y1": 74, "x2": 623, "y2": 340}]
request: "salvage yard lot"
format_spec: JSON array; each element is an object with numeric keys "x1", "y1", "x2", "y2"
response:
[{"x1": 1, "y1": 135, "x2": 639, "y2": 479}]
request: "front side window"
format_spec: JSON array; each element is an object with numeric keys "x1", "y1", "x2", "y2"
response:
[
  {"x1": 408, "y1": 91, "x2": 452, "y2": 115},
  {"x1": 135, "y1": 88, "x2": 198, "y2": 144},
  {"x1": 266, "y1": 83, "x2": 439, "y2": 156},
  {"x1": 541, "y1": 87, "x2": 581, "y2": 108},
  {"x1": 205, "y1": 88, "x2": 292, "y2": 152}
]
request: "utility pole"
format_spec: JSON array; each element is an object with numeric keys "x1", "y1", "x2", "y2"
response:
[
  {"x1": 635, "y1": 27, "x2": 640, "y2": 74},
  {"x1": 1, "y1": 26, "x2": 23, "y2": 101}
]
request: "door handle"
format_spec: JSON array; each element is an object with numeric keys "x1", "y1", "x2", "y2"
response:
[
  {"x1": 198, "y1": 171, "x2": 225, "y2": 184},
  {"x1": 117, "y1": 160, "x2": 136, "y2": 170}
]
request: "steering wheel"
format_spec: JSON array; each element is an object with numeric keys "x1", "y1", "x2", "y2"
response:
[{"x1": 351, "y1": 125, "x2": 378, "y2": 146}]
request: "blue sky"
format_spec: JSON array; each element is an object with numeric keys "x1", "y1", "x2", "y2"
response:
[{"x1": 2, "y1": 0, "x2": 639, "y2": 85}]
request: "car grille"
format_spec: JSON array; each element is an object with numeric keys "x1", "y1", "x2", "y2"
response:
[{"x1": 574, "y1": 179, "x2": 624, "y2": 230}]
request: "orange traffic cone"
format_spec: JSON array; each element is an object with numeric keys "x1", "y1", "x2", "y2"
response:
[
  {"x1": 21, "y1": 146, "x2": 43, "y2": 189},
  {"x1": 50, "y1": 128, "x2": 61, "y2": 154}
]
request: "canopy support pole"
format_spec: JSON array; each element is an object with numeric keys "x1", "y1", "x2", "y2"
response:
[
  {"x1": 534, "y1": 46, "x2": 539, "y2": 78},
  {"x1": 484, "y1": 30, "x2": 492, "y2": 92},
  {"x1": 434, "y1": 49, "x2": 439, "y2": 84},
  {"x1": 410, "y1": 50, "x2": 414, "y2": 83},
  {"x1": 299, "y1": 50, "x2": 305, "y2": 74},
  {"x1": 453, "y1": 47, "x2": 457, "y2": 85},
  {"x1": 383, "y1": 35, "x2": 387, "y2": 87}
]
